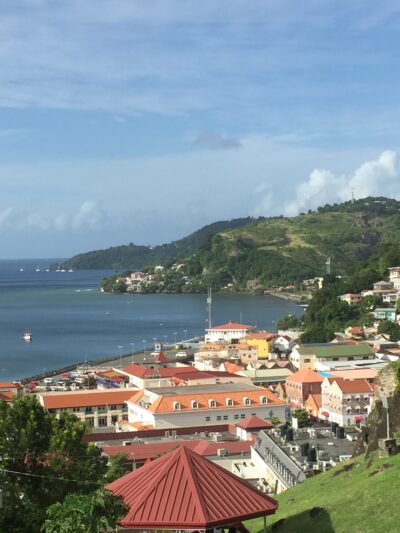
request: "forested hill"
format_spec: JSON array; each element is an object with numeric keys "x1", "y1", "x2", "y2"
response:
[
  {"x1": 62, "y1": 197, "x2": 400, "y2": 286},
  {"x1": 60, "y1": 217, "x2": 262, "y2": 270}
]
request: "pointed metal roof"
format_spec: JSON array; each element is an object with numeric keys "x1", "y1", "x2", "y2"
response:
[{"x1": 107, "y1": 445, "x2": 278, "y2": 530}]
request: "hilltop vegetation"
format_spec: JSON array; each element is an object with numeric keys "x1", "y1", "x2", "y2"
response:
[
  {"x1": 246, "y1": 451, "x2": 400, "y2": 533},
  {"x1": 60, "y1": 217, "x2": 261, "y2": 270},
  {"x1": 66, "y1": 196, "x2": 400, "y2": 291}
]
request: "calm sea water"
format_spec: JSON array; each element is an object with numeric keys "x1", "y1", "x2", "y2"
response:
[{"x1": 0, "y1": 259, "x2": 302, "y2": 381}]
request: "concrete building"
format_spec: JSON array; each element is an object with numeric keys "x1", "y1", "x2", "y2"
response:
[
  {"x1": 339, "y1": 293, "x2": 362, "y2": 305},
  {"x1": 244, "y1": 332, "x2": 276, "y2": 359},
  {"x1": 290, "y1": 343, "x2": 376, "y2": 371},
  {"x1": 37, "y1": 389, "x2": 137, "y2": 429},
  {"x1": 320, "y1": 377, "x2": 374, "y2": 426},
  {"x1": 388, "y1": 267, "x2": 400, "y2": 290},
  {"x1": 373, "y1": 308, "x2": 397, "y2": 321},
  {"x1": 125, "y1": 383, "x2": 287, "y2": 429},
  {"x1": 285, "y1": 369, "x2": 323, "y2": 408}
]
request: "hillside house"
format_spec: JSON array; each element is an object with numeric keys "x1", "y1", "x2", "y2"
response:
[
  {"x1": 373, "y1": 308, "x2": 397, "y2": 321},
  {"x1": 388, "y1": 267, "x2": 400, "y2": 290},
  {"x1": 290, "y1": 343, "x2": 376, "y2": 371},
  {"x1": 339, "y1": 293, "x2": 362, "y2": 305}
]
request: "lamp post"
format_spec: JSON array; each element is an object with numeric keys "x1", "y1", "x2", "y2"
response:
[
  {"x1": 130, "y1": 342, "x2": 135, "y2": 363},
  {"x1": 117, "y1": 345, "x2": 123, "y2": 369},
  {"x1": 142, "y1": 340, "x2": 147, "y2": 360}
]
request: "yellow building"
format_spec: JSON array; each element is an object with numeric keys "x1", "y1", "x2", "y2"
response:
[{"x1": 244, "y1": 332, "x2": 276, "y2": 359}]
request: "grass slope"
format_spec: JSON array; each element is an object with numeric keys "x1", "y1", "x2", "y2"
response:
[{"x1": 246, "y1": 451, "x2": 400, "y2": 533}]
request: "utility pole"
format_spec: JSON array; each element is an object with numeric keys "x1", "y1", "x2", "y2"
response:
[{"x1": 207, "y1": 287, "x2": 212, "y2": 328}]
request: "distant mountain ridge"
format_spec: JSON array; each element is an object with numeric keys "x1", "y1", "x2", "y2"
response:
[
  {"x1": 61, "y1": 217, "x2": 263, "y2": 270},
  {"x1": 62, "y1": 197, "x2": 400, "y2": 288}
]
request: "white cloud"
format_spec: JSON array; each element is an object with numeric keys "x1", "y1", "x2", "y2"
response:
[
  {"x1": 262, "y1": 150, "x2": 400, "y2": 217},
  {"x1": 71, "y1": 201, "x2": 107, "y2": 229}
]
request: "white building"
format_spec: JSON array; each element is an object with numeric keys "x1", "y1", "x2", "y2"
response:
[
  {"x1": 205, "y1": 321, "x2": 255, "y2": 343},
  {"x1": 388, "y1": 267, "x2": 400, "y2": 290},
  {"x1": 125, "y1": 383, "x2": 286, "y2": 429}
]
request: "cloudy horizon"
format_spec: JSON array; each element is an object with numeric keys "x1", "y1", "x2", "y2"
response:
[{"x1": 1, "y1": 1, "x2": 400, "y2": 258}]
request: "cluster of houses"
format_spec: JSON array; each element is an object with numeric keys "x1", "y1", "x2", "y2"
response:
[
  {"x1": 2, "y1": 310, "x2": 400, "y2": 500},
  {"x1": 339, "y1": 266, "x2": 400, "y2": 322},
  {"x1": 113, "y1": 263, "x2": 189, "y2": 293}
]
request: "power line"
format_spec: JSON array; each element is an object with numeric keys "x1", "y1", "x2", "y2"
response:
[{"x1": 0, "y1": 467, "x2": 102, "y2": 486}]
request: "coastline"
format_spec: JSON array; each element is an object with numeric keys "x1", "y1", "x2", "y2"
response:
[{"x1": 263, "y1": 290, "x2": 309, "y2": 306}]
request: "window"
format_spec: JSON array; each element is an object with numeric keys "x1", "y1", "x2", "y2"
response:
[
  {"x1": 173, "y1": 402, "x2": 181, "y2": 411},
  {"x1": 234, "y1": 414, "x2": 239, "y2": 420},
  {"x1": 209, "y1": 399, "x2": 216, "y2": 408},
  {"x1": 240, "y1": 414, "x2": 246, "y2": 419},
  {"x1": 191, "y1": 400, "x2": 199, "y2": 409},
  {"x1": 226, "y1": 398, "x2": 234, "y2": 406},
  {"x1": 72, "y1": 407, "x2": 80, "y2": 412},
  {"x1": 85, "y1": 407, "x2": 92, "y2": 414},
  {"x1": 111, "y1": 416, "x2": 118, "y2": 424},
  {"x1": 304, "y1": 358, "x2": 311, "y2": 363},
  {"x1": 217, "y1": 415, "x2": 222, "y2": 421},
  {"x1": 110, "y1": 404, "x2": 117, "y2": 411},
  {"x1": 223, "y1": 415, "x2": 228, "y2": 420},
  {"x1": 98, "y1": 417, "x2": 107, "y2": 427},
  {"x1": 205, "y1": 416, "x2": 211, "y2": 422},
  {"x1": 260, "y1": 396, "x2": 267, "y2": 404},
  {"x1": 243, "y1": 397, "x2": 251, "y2": 406},
  {"x1": 347, "y1": 357, "x2": 354, "y2": 361}
]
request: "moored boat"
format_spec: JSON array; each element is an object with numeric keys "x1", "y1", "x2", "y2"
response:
[{"x1": 23, "y1": 329, "x2": 32, "y2": 341}]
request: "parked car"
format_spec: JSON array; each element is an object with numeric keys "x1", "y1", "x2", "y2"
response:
[
  {"x1": 176, "y1": 351, "x2": 187, "y2": 359},
  {"x1": 44, "y1": 377, "x2": 55, "y2": 384}
]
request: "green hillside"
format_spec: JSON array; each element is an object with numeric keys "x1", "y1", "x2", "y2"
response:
[
  {"x1": 182, "y1": 196, "x2": 400, "y2": 288},
  {"x1": 60, "y1": 217, "x2": 260, "y2": 270},
  {"x1": 246, "y1": 450, "x2": 400, "y2": 533}
]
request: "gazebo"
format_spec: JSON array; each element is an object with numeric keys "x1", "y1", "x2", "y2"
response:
[{"x1": 107, "y1": 445, "x2": 278, "y2": 532}]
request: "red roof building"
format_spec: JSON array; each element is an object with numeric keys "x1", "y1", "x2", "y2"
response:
[
  {"x1": 107, "y1": 445, "x2": 278, "y2": 530},
  {"x1": 285, "y1": 369, "x2": 323, "y2": 408},
  {"x1": 205, "y1": 321, "x2": 256, "y2": 344}
]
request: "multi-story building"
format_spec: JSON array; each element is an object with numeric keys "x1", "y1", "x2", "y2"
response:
[
  {"x1": 290, "y1": 343, "x2": 377, "y2": 371},
  {"x1": 244, "y1": 332, "x2": 276, "y2": 359},
  {"x1": 373, "y1": 308, "x2": 397, "y2": 321},
  {"x1": 285, "y1": 369, "x2": 323, "y2": 408},
  {"x1": 320, "y1": 377, "x2": 374, "y2": 426},
  {"x1": 388, "y1": 267, "x2": 400, "y2": 290},
  {"x1": 125, "y1": 383, "x2": 286, "y2": 429},
  {"x1": 339, "y1": 293, "x2": 362, "y2": 305},
  {"x1": 37, "y1": 389, "x2": 137, "y2": 429}
]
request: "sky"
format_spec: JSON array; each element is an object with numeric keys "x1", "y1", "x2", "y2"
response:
[{"x1": 2, "y1": 1, "x2": 400, "y2": 258}]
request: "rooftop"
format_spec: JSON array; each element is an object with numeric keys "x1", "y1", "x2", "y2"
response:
[
  {"x1": 207, "y1": 321, "x2": 255, "y2": 331},
  {"x1": 286, "y1": 369, "x2": 323, "y2": 384},
  {"x1": 38, "y1": 388, "x2": 138, "y2": 409},
  {"x1": 298, "y1": 344, "x2": 374, "y2": 358}
]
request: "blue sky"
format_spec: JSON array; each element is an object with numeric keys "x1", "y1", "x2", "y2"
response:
[{"x1": 1, "y1": 0, "x2": 400, "y2": 258}]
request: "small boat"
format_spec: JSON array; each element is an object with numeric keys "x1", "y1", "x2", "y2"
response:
[
  {"x1": 35, "y1": 266, "x2": 40, "y2": 272},
  {"x1": 68, "y1": 269, "x2": 74, "y2": 272},
  {"x1": 23, "y1": 330, "x2": 32, "y2": 341},
  {"x1": 19, "y1": 268, "x2": 24, "y2": 272},
  {"x1": 61, "y1": 269, "x2": 66, "y2": 272}
]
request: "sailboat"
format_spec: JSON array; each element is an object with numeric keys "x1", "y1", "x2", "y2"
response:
[
  {"x1": 23, "y1": 329, "x2": 32, "y2": 341},
  {"x1": 35, "y1": 265, "x2": 40, "y2": 272}
]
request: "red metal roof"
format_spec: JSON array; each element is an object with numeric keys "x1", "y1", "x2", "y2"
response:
[
  {"x1": 107, "y1": 445, "x2": 278, "y2": 529},
  {"x1": 236, "y1": 415, "x2": 273, "y2": 431},
  {"x1": 208, "y1": 321, "x2": 255, "y2": 331}
]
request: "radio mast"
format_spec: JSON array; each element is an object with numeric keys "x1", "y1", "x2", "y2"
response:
[
  {"x1": 326, "y1": 257, "x2": 331, "y2": 275},
  {"x1": 207, "y1": 287, "x2": 212, "y2": 328}
]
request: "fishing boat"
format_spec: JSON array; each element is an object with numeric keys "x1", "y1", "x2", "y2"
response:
[{"x1": 23, "y1": 329, "x2": 32, "y2": 341}]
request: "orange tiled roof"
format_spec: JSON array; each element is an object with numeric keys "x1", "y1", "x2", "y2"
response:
[
  {"x1": 39, "y1": 389, "x2": 138, "y2": 409},
  {"x1": 245, "y1": 332, "x2": 276, "y2": 340},
  {"x1": 333, "y1": 378, "x2": 374, "y2": 394},
  {"x1": 286, "y1": 369, "x2": 323, "y2": 384},
  {"x1": 222, "y1": 362, "x2": 244, "y2": 374},
  {"x1": 127, "y1": 388, "x2": 283, "y2": 413},
  {"x1": 0, "y1": 391, "x2": 14, "y2": 402},
  {"x1": 305, "y1": 393, "x2": 322, "y2": 412},
  {"x1": 0, "y1": 381, "x2": 22, "y2": 389}
]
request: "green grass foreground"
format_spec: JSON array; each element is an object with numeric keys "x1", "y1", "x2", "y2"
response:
[{"x1": 246, "y1": 451, "x2": 400, "y2": 533}]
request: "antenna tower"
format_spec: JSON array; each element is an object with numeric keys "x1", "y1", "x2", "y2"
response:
[
  {"x1": 351, "y1": 188, "x2": 355, "y2": 204},
  {"x1": 207, "y1": 287, "x2": 212, "y2": 328}
]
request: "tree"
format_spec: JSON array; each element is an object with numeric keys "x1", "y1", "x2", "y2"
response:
[
  {"x1": 276, "y1": 314, "x2": 303, "y2": 331},
  {"x1": 292, "y1": 409, "x2": 311, "y2": 428},
  {"x1": 0, "y1": 396, "x2": 111, "y2": 532},
  {"x1": 104, "y1": 453, "x2": 131, "y2": 484},
  {"x1": 42, "y1": 490, "x2": 127, "y2": 533}
]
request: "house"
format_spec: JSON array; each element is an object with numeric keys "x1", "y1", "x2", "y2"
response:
[
  {"x1": 339, "y1": 293, "x2": 362, "y2": 305},
  {"x1": 273, "y1": 335, "x2": 294, "y2": 354},
  {"x1": 320, "y1": 377, "x2": 374, "y2": 426},
  {"x1": 244, "y1": 332, "x2": 276, "y2": 359},
  {"x1": 382, "y1": 292, "x2": 400, "y2": 305},
  {"x1": 36, "y1": 389, "x2": 138, "y2": 429},
  {"x1": 373, "y1": 280, "x2": 393, "y2": 291},
  {"x1": 125, "y1": 383, "x2": 286, "y2": 429},
  {"x1": 305, "y1": 393, "x2": 322, "y2": 418},
  {"x1": 239, "y1": 366, "x2": 293, "y2": 387},
  {"x1": 388, "y1": 267, "x2": 400, "y2": 290},
  {"x1": 236, "y1": 415, "x2": 273, "y2": 441},
  {"x1": 373, "y1": 308, "x2": 397, "y2": 321},
  {"x1": 0, "y1": 381, "x2": 23, "y2": 402},
  {"x1": 205, "y1": 321, "x2": 255, "y2": 343},
  {"x1": 285, "y1": 369, "x2": 323, "y2": 408},
  {"x1": 290, "y1": 343, "x2": 376, "y2": 371}
]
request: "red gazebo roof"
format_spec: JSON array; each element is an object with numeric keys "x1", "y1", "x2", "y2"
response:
[{"x1": 107, "y1": 445, "x2": 278, "y2": 530}]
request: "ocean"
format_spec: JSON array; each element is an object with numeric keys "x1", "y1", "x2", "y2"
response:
[{"x1": 0, "y1": 259, "x2": 302, "y2": 381}]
